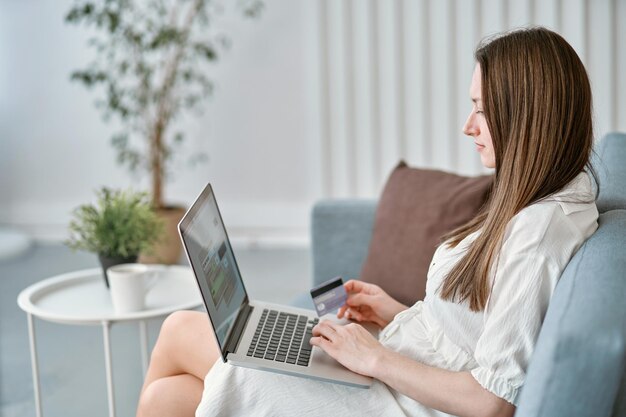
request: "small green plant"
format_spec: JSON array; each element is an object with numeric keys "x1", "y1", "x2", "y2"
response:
[{"x1": 66, "y1": 187, "x2": 164, "y2": 258}]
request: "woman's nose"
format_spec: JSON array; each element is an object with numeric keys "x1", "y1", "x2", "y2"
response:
[{"x1": 463, "y1": 113, "x2": 479, "y2": 137}]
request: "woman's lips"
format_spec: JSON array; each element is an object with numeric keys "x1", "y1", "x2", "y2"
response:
[{"x1": 475, "y1": 142, "x2": 485, "y2": 151}]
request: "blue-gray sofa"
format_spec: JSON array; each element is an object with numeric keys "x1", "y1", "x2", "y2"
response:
[{"x1": 295, "y1": 132, "x2": 626, "y2": 416}]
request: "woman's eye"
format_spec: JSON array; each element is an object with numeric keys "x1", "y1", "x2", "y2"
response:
[{"x1": 476, "y1": 109, "x2": 484, "y2": 115}]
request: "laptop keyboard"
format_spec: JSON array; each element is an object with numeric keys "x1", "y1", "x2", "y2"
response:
[{"x1": 246, "y1": 309, "x2": 319, "y2": 366}]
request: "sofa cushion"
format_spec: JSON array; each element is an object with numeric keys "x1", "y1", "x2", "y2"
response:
[
  {"x1": 515, "y1": 209, "x2": 626, "y2": 417},
  {"x1": 359, "y1": 161, "x2": 492, "y2": 306},
  {"x1": 310, "y1": 200, "x2": 378, "y2": 288}
]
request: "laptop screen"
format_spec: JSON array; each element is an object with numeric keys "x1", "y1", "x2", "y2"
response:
[{"x1": 178, "y1": 184, "x2": 248, "y2": 352}]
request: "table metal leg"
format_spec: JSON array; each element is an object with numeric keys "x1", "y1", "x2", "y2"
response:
[
  {"x1": 139, "y1": 320, "x2": 149, "y2": 376},
  {"x1": 102, "y1": 321, "x2": 116, "y2": 417},
  {"x1": 27, "y1": 313, "x2": 43, "y2": 417}
]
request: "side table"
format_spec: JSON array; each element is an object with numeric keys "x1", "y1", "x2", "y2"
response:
[{"x1": 17, "y1": 265, "x2": 202, "y2": 417}]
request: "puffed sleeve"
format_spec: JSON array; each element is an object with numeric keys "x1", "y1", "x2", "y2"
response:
[{"x1": 470, "y1": 207, "x2": 582, "y2": 405}]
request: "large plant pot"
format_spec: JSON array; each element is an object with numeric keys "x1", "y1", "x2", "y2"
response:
[
  {"x1": 98, "y1": 253, "x2": 138, "y2": 288},
  {"x1": 139, "y1": 206, "x2": 186, "y2": 265}
]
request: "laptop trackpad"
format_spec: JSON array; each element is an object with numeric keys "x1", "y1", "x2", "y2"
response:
[{"x1": 323, "y1": 316, "x2": 380, "y2": 338}]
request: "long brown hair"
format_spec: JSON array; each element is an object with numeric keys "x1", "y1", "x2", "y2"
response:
[{"x1": 439, "y1": 27, "x2": 596, "y2": 312}]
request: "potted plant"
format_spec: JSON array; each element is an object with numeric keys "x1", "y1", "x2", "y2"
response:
[
  {"x1": 66, "y1": 187, "x2": 164, "y2": 288},
  {"x1": 65, "y1": 0, "x2": 263, "y2": 263}
]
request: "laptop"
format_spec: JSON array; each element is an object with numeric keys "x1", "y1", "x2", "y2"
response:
[{"x1": 178, "y1": 183, "x2": 374, "y2": 388}]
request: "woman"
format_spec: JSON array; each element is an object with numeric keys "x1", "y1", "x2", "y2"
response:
[{"x1": 137, "y1": 27, "x2": 598, "y2": 417}]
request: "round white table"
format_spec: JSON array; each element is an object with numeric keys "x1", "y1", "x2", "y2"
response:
[{"x1": 17, "y1": 265, "x2": 203, "y2": 417}]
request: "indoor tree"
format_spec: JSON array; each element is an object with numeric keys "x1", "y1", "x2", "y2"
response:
[{"x1": 66, "y1": 0, "x2": 263, "y2": 209}]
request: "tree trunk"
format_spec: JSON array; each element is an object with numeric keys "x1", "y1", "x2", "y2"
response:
[
  {"x1": 151, "y1": 124, "x2": 164, "y2": 209},
  {"x1": 150, "y1": 0, "x2": 203, "y2": 210}
]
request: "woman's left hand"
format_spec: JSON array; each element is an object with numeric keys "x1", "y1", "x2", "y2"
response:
[{"x1": 310, "y1": 320, "x2": 387, "y2": 377}]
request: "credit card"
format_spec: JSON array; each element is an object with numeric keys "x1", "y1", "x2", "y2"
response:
[{"x1": 310, "y1": 276, "x2": 347, "y2": 317}]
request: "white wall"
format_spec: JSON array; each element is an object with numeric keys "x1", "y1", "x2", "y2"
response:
[
  {"x1": 1, "y1": 0, "x2": 624, "y2": 246},
  {"x1": 0, "y1": 0, "x2": 320, "y2": 246},
  {"x1": 317, "y1": 0, "x2": 626, "y2": 197}
]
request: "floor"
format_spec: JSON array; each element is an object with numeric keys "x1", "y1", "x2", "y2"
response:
[{"x1": 0, "y1": 243, "x2": 311, "y2": 417}]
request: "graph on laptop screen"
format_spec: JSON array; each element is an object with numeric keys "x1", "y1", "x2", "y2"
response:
[{"x1": 182, "y1": 189, "x2": 246, "y2": 346}]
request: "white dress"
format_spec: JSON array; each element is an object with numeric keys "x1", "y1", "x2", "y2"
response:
[{"x1": 196, "y1": 173, "x2": 598, "y2": 417}]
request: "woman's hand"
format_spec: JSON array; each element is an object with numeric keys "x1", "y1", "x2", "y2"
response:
[
  {"x1": 311, "y1": 321, "x2": 515, "y2": 417},
  {"x1": 310, "y1": 320, "x2": 388, "y2": 377},
  {"x1": 337, "y1": 280, "x2": 409, "y2": 328}
]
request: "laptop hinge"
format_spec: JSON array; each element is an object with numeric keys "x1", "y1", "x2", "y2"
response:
[{"x1": 225, "y1": 303, "x2": 254, "y2": 357}]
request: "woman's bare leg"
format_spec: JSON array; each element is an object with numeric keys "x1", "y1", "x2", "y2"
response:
[
  {"x1": 136, "y1": 310, "x2": 220, "y2": 417},
  {"x1": 137, "y1": 374, "x2": 204, "y2": 417}
]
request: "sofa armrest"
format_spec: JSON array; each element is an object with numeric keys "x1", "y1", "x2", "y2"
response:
[
  {"x1": 516, "y1": 209, "x2": 626, "y2": 417},
  {"x1": 310, "y1": 199, "x2": 377, "y2": 287}
]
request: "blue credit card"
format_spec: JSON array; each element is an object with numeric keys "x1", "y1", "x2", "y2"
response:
[{"x1": 310, "y1": 276, "x2": 347, "y2": 317}]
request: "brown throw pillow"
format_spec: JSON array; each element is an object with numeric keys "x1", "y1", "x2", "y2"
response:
[{"x1": 359, "y1": 161, "x2": 493, "y2": 306}]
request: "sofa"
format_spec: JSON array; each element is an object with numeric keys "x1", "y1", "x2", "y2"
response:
[{"x1": 293, "y1": 132, "x2": 626, "y2": 417}]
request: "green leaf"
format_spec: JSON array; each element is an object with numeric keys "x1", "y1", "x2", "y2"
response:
[
  {"x1": 70, "y1": 70, "x2": 107, "y2": 87},
  {"x1": 193, "y1": 43, "x2": 217, "y2": 61},
  {"x1": 65, "y1": 2, "x2": 95, "y2": 23},
  {"x1": 149, "y1": 27, "x2": 183, "y2": 49},
  {"x1": 105, "y1": 10, "x2": 120, "y2": 32},
  {"x1": 111, "y1": 132, "x2": 128, "y2": 148}
]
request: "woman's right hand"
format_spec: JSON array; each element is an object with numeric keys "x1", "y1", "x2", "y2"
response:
[{"x1": 337, "y1": 280, "x2": 409, "y2": 328}]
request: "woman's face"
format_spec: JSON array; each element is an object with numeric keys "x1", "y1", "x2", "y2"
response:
[{"x1": 463, "y1": 64, "x2": 495, "y2": 169}]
